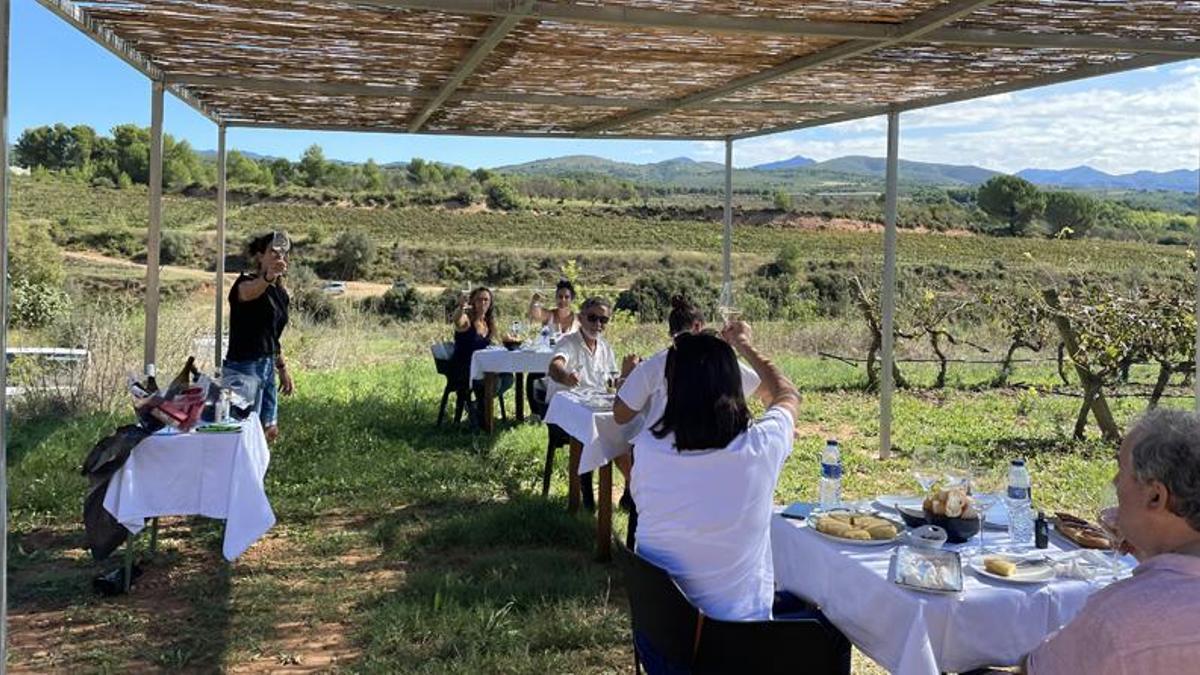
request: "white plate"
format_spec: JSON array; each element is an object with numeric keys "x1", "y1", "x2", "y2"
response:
[
  {"x1": 874, "y1": 494, "x2": 925, "y2": 512},
  {"x1": 806, "y1": 515, "x2": 903, "y2": 547},
  {"x1": 970, "y1": 556, "x2": 1056, "y2": 584}
]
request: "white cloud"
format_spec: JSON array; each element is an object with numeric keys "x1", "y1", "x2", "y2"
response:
[{"x1": 705, "y1": 74, "x2": 1200, "y2": 173}]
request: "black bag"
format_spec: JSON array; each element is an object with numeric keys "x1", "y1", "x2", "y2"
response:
[{"x1": 81, "y1": 425, "x2": 150, "y2": 561}]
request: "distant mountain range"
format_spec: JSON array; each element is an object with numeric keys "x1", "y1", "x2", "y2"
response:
[
  {"x1": 190, "y1": 145, "x2": 1195, "y2": 193},
  {"x1": 497, "y1": 153, "x2": 1197, "y2": 193}
]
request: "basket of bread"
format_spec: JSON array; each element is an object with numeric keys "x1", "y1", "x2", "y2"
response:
[
  {"x1": 920, "y1": 487, "x2": 981, "y2": 543},
  {"x1": 810, "y1": 510, "x2": 901, "y2": 545}
]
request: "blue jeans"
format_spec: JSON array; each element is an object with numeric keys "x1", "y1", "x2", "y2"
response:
[{"x1": 223, "y1": 357, "x2": 278, "y2": 427}]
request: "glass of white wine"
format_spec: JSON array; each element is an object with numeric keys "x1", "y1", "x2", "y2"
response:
[{"x1": 718, "y1": 280, "x2": 740, "y2": 325}]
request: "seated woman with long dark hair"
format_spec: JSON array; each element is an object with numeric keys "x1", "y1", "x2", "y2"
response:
[
  {"x1": 527, "y1": 279, "x2": 579, "y2": 335},
  {"x1": 452, "y1": 286, "x2": 512, "y2": 425},
  {"x1": 630, "y1": 321, "x2": 799, "y2": 621}
]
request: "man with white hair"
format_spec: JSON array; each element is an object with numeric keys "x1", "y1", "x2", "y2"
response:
[{"x1": 1025, "y1": 408, "x2": 1200, "y2": 673}]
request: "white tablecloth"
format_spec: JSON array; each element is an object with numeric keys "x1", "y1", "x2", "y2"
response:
[
  {"x1": 544, "y1": 390, "x2": 643, "y2": 474},
  {"x1": 771, "y1": 514, "x2": 1119, "y2": 675},
  {"x1": 103, "y1": 414, "x2": 275, "y2": 560},
  {"x1": 469, "y1": 345, "x2": 554, "y2": 382}
]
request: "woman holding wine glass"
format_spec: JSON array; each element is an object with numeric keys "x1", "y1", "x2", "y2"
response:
[
  {"x1": 224, "y1": 231, "x2": 295, "y2": 443},
  {"x1": 528, "y1": 279, "x2": 579, "y2": 335},
  {"x1": 453, "y1": 286, "x2": 512, "y2": 426}
]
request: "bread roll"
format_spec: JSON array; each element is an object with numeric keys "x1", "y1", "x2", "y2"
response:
[
  {"x1": 984, "y1": 556, "x2": 1016, "y2": 577},
  {"x1": 867, "y1": 523, "x2": 897, "y2": 540},
  {"x1": 842, "y1": 529, "x2": 871, "y2": 541}
]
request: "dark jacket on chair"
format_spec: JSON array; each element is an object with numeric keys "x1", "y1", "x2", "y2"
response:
[{"x1": 81, "y1": 425, "x2": 149, "y2": 561}]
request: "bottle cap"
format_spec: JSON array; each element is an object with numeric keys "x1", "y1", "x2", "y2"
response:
[
  {"x1": 1011, "y1": 459, "x2": 1026, "y2": 466},
  {"x1": 826, "y1": 438, "x2": 838, "y2": 445}
]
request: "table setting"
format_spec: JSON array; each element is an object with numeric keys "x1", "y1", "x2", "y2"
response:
[
  {"x1": 773, "y1": 448, "x2": 1135, "y2": 675},
  {"x1": 470, "y1": 326, "x2": 557, "y2": 431}
]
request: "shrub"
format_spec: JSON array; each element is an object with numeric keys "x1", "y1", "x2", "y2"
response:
[
  {"x1": 378, "y1": 285, "x2": 422, "y2": 321},
  {"x1": 11, "y1": 278, "x2": 71, "y2": 328},
  {"x1": 159, "y1": 230, "x2": 193, "y2": 265},
  {"x1": 332, "y1": 231, "x2": 376, "y2": 281},
  {"x1": 292, "y1": 286, "x2": 339, "y2": 324},
  {"x1": 10, "y1": 218, "x2": 66, "y2": 287},
  {"x1": 616, "y1": 269, "x2": 718, "y2": 322},
  {"x1": 485, "y1": 180, "x2": 523, "y2": 211}
]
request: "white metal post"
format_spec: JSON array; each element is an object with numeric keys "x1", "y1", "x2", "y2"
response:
[
  {"x1": 0, "y1": 0, "x2": 10, "y2": 666},
  {"x1": 723, "y1": 137, "x2": 733, "y2": 295},
  {"x1": 1195, "y1": 134, "x2": 1199, "y2": 409},
  {"x1": 144, "y1": 81, "x2": 164, "y2": 375},
  {"x1": 880, "y1": 109, "x2": 901, "y2": 460},
  {"x1": 214, "y1": 125, "x2": 227, "y2": 370}
]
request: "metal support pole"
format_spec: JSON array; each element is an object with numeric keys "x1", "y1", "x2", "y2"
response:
[
  {"x1": 214, "y1": 125, "x2": 227, "y2": 371},
  {"x1": 1195, "y1": 133, "x2": 1200, "y2": 409},
  {"x1": 0, "y1": 0, "x2": 10, "y2": 664},
  {"x1": 144, "y1": 81, "x2": 164, "y2": 375},
  {"x1": 880, "y1": 109, "x2": 901, "y2": 460},
  {"x1": 722, "y1": 137, "x2": 733, "y2": 295}
]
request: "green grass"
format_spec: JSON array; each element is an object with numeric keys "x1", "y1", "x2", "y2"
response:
[{"x1": 7, "y1": 323, "x2": 1187, "y2": 671}]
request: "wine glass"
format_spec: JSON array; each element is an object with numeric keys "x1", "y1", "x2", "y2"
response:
[
  {"x1": 718, "y1": 280, "x2": 740, "y2": 325},
  {"x1": 943, "y1": 444, "x2": 972, "y2": 489},
  {"x1": 270, "y1": 230, "x2": 291, "y2": 256},
  {"x1": 1097, "y1": 483, "x2": 1124, "y2": 584},
  {"x1": 970, "y1": 465, "x2": 1004, "y2": 556},
  {"x1": 912, "y1": 445, "x2": 940, "y2": 495},
  {"x1": 606, "y1": 369, "x2": 620, "y2": 394}
]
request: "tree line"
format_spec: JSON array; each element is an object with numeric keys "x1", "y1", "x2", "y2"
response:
[{"x1": 13, "y1": 123, "x2": 643, "y2": 206}]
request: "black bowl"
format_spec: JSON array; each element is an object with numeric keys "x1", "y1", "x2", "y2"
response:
[
  {"x1": 895, "y1": 505, "x2": 927, "y2": 529},
  {"x1": 924, "y1": 511, "x2": 981, "y2": 544},
  {"x1": 502, "y1": 340, "x2": 522, "y2": 351}
]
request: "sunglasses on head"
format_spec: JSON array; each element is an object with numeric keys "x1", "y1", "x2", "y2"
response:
[{"x1": 585, "y1": 313, "x2": 610, "y2": 325}]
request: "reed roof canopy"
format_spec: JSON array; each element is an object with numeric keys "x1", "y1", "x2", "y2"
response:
[{"x1": 40, "y1": 0, "x2": 1200, "y2": 140}]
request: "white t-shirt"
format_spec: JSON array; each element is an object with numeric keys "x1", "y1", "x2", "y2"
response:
[
  {"x1": 631, "y1": 406, "x2": 795, "y2": 621},
  {"x1": 546, "y1": 331, "x2": 617, "y2": 402},
  {"x1": 617, "y1": 347, "x2": 761, "y2": 444}
]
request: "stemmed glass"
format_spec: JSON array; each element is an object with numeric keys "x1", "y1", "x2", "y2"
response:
[
  {"x1": 606, "y1": 369, "x2": 620, "y2": 394},
  {"x1": 970, "y1": 465, "x2": 1004, "y2": 556},
  {"x1": 912, "y1": 445, "x2": 940, "y2": 495},
  {"x1": 1097, "y1": 484, "x2": 1125, "y2": 584},
  {"x1": 943, "y1": 444, "x2": 972, "y2": 490},
  {"x1": 718, "y1": 280, "x2": 740, "y2": 325}
]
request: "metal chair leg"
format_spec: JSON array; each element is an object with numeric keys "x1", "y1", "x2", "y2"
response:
[
  {"x1": 437, "y1": 383, "x2": 452, "y2": 425},
  {"x1": 542, "y1": 442, "x2": 557, "y2": 497}
]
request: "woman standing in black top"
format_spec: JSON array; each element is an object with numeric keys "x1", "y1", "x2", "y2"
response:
[{"x1": 224, "y1": 232, "x2": 295, "y2": 442}]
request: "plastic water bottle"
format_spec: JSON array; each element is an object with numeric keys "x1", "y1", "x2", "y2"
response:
[
  {"x1": 540, "y1": 324, "x2": 551, "y2": 348},
  {"x1": 1006, "y1": 459, "x2": 1034, "y2": 546},
  {"x1": 819, "y1": 439, "x2": 843, "y2": 509}
]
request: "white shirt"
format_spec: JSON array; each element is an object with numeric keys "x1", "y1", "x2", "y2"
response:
[
  {"x1": 617, "y1": 347, "x2": 761, "y2": 444},
  {"x1": 631, "y1": 406, "x2": 795, "y2": 621},
  {"x1": 547, "y1": 331, "x2": 617, "y2": 402}
]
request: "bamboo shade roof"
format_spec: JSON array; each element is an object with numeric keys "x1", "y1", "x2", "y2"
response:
[{"x1": 39, "y1": 0, "x2": 1200, "y2": 140}]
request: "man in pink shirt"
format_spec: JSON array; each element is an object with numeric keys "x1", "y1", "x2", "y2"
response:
[{"x1": 1025, "y1": 408, "x2": 1200, "y2": 674}]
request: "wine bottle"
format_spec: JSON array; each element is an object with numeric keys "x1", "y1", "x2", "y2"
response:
[{"x1": 165, "y1": 356, "x2": 197, "y2": 397}]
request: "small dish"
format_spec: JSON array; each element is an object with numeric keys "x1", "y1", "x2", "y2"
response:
[
  {"x1": 970, "y1": 554, "x2": 1056, "y2": 584},
  {"x1": 893, "y1": 545, "x2": 963, "y2": 594}
]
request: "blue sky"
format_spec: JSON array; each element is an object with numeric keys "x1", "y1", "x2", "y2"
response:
[{"x1": 11, "y1": 0, "x2": 1200, "y2": 173}]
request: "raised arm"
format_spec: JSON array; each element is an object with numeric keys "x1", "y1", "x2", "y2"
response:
[
  {"x1": 236, "y1": 255, "x2": 287, "y2": 303},
  {"x1": 452, "y1": 295, "x2": 471, "y2": 332},
  {"x1": 722, "y1": 321, "x2": 799, "y2": 418},
  {"x1": 527, "y1": 293, "x2": 548, "y2": 324}
]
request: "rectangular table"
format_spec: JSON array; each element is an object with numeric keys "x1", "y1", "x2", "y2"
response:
[
  {"x1": 544, "y1": 390, "x2": 643, "y2": 560},
  {"x1": 470, "y1": 346, "x2": 554, "y2": 432},
  {"x1": 771, "y1": 514, "x2": 1129, "y2": 675},
  {"x1": 103, "y1": 413, "x2": 275, "y2": 562}
]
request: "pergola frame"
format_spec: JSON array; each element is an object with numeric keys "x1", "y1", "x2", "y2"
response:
[{"x1": 2, "y1": 1, "x2": 1200, "y2": 665}]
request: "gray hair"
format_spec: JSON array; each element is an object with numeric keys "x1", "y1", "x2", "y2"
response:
[
  {"x1": 1127, "y1": 408, "x2": 1200, "y2": 532},
  {"x1": 579, "y1": 296, "x2": 611, "y2": 314}
]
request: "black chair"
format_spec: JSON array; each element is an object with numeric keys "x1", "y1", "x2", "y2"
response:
[
  {"x1": 432, "y1": 343, "x2": 470, "y2": 426},
  {"x1": 532, "y1": 378, "x2": 594, "y2": 510},
  {"x1": 613, "y1": 540, "x2": 852, "y2": 675}
]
